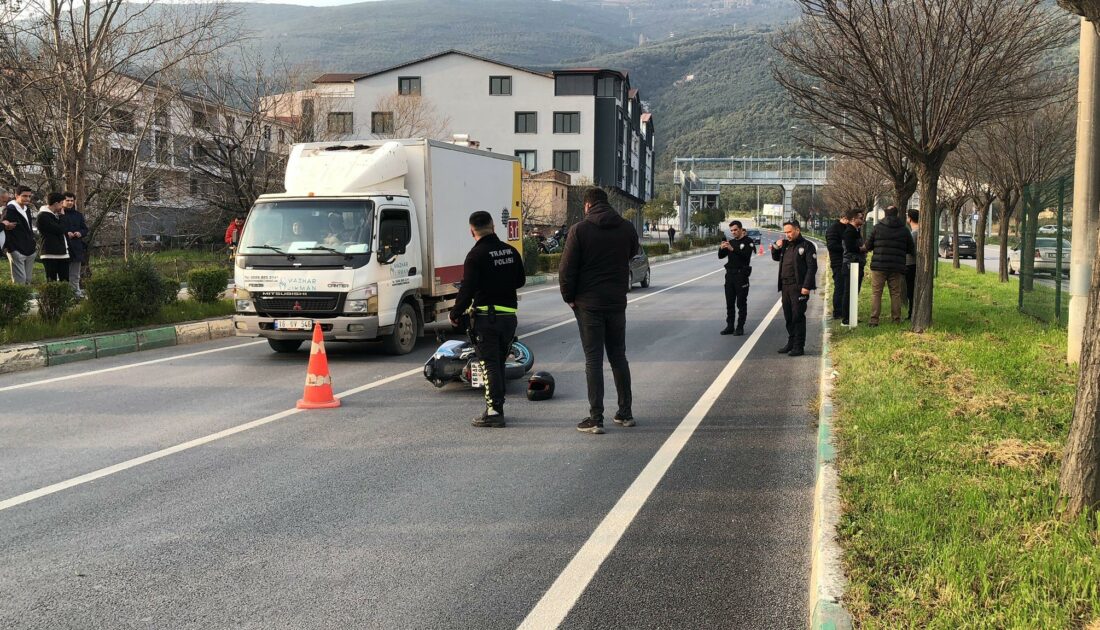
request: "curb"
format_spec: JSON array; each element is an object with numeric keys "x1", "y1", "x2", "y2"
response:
[
  {"x1": 809, "y1": 256, "x2": 854, "y2": 630},
  {"x1": 0, "y1": 316, "x2": 235, "y2": 376}
]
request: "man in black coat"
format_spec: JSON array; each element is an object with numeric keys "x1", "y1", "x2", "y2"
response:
[
  {"x1": 824, "y1": 213, "x2": 850, "y2": 319},
  {"x1": 60, "y1": 192, "x2": 89, "y2": 297},
  {"x1": 841, "y1": 209, "x2": 866, "y2": 325},
  {"x1": 3, "y1": 186, "x2": 38, "y2": 285},
  {"x1": 719, "y1": 219, "x2": 754, "y2": 335},
  {"x1": 559, "y1": 187, "x2": 640, "y2": 434},
  {"x1": 864, "y1": 205, "x2": 915, "y2": 325},
  {"x1": 770, "y1": 219, "x2": 818, "y2": 356}
]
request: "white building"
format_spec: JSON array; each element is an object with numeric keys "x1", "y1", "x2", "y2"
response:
[{"x1": 279, "y1": 50, "x2": 655, "y2": 204}]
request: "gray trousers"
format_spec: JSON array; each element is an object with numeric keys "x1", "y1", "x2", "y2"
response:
[
  {"x1": 7, "y1": 250, "x2": 35, "y2": 285},
  {"x1": 69, "y1": 260, "x2": 83, "y2": 294}
]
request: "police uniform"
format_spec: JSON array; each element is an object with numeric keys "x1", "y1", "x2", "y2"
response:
[
  {"x1": 719, "y1": 235, "x2": 754, "y2": 334},
  {"x1": 771, "y1": 235, "x2": 818, "y2": 355},
  {"x1": 451, "y1": 232, "x2": 527, "y2": 424}
]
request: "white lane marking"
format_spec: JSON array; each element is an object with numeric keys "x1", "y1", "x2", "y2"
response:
[
  {"x1": 0, "y1": 267, "x2": 726, "y2": 513},
  {"x1": 0, "y1": 340, "x2": 268, "y2": 393},
  {"x1": 517, "y1": 252, "x2": 713, "y2": 296},
  {"x1": 518, "y1": 298, "x2": 785, "y2": 630}
]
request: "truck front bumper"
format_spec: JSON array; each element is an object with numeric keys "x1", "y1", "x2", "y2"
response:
[{"x1": 233, "y1": 314, "x2": 380, "y2": 341}]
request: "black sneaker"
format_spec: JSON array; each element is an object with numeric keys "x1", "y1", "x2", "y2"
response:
[
  {"x1": 720, "y1": 326, "x2": 736, "y2": 335},
  {"x1": 734, "y1": 326, "x2": 744, "y2": 336},
  {"x1": 777, "y1": 344, "x2": 793, "y2": 354},
  {"x1": 613, "y1": 413, "x2": 635, "y2": 427},
  {"x1": 472, "y1": 409, "x2": 506, "y2": 428},
  {"x1": 788, "y1": 348, "x2": 805, "y2": 357},
  {"x1": 577, "y1": 417, "x2": 605, "y2": 434}
]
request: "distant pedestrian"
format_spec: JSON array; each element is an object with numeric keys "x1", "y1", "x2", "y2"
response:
[
  {"x1": 825, "y1": 212, "x2": 850, "y2": 320},
  {"x1": 863, "y1": 205, "x2": 914, "y2": 326},
  {"x1": 770, "y1": 219, "x2": 817, "y2": 356},
  {"x1": 60, "y1": 192, "x2": 89, "y2": 297},
  {"x1": 559, "y1": 187, "x2": 639, "y2": 434},
  {"x1": 719, "y1": 219, "x2": 754, "y2": 336},
  {"x1": 3, "y1": 186, "x2": 37, "y2": 285},
  {"x1": 36, "y1": 192, "x2": 70, "y2": 282},
  {"x1": 667, "y1": 225, "x2": 676, "y2": 247},
  {"x1": 905, "y1": 209, "x2": 919, "y2": 320},
  {"x1": 841, "y1": 209, "x2": 866, "y2": 325}
]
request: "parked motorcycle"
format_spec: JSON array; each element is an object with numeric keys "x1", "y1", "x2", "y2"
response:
[{"x1": 423, "y1": 334, "x2": 535, "y2": 388}]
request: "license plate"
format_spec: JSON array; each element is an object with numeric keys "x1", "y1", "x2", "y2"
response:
[
  {"x1": 470, "y1": 362, "x2": 484, "y2": 388},
  {"x1": 274, "y1": 318, "x2": 313, "y2": 331},
  {"x1": 1045, "y1": 253, "x2": 1057, "y2": 259}
]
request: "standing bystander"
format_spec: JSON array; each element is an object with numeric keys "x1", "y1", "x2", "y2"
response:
[
  {"x1": 36, "y1": 193, "x2": 70, "y2": 282},
  {"x1": 825, "y1": 212, "x2": 849, "y2": 319},
  {"x1": 905, "y1": 209, "x2": 919, "y2": 320},
  {"x1": 863, "y1": 205, "x2": 914, "y2": 326},
  {"x1": 841, "y1": 209, "x2": 866, "y2": 325},
  {"x1": 3, "y1": 186, "x2": 38, "y2": 285},
  {"x1": 667, "y1": 225, "x2": 676, "y2": 247},
  {"x1": 60, "y1": 192, "x2": 89, "y2": 297}
]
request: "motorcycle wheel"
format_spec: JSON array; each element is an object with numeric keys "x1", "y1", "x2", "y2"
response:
[{"x1": 504, "y1": 340, "x2": 535, "y2": 379}]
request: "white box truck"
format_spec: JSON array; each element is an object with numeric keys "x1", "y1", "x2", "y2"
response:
[{"x1": 232, "y1": 139, "x2": 523, "y2": 354}]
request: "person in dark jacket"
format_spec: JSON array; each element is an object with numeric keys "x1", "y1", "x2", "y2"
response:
[
  {"x1": 824, "y1": 213, "x2": 850, "y2": 319},
  {"x1": 770, "y1": 219, "x2": 818, "y2": 356},
  {"x1": 36, "y1": 192, "x2": 70, "y2": 282},
  {"x1": 864, "y1": 205, "x2": 915, "y2": 325},
  {"x1": 840, "y1": 209, "x2": 866, "y2": 325},
  {"x1": 60, "y1": 192, "x2": 89, "y2": 296},
  {"x1": 719, "y1": 219, "x2": 754, "y2": 335},
  {"x1": 559, "y1": 188, "x2": 640, "y2": 434},
  {"x1": 667, "y1": 225, "x2": 676, "y2": 247},
  {"x1": 905, "y1": 209, "x2": 919, "y2": 320},
  {"x1": 450, "y1": 211, "x2": 527, "y2": 427},
  {"x1": 3, "y1": 186, "x2": 37, "y2": 285}
]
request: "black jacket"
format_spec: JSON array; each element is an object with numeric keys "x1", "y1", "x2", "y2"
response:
[
  {"x1": 841, "y1": 224, "x2": 865, "y2": 266},
  {"x1": 825, "y1": 220, "x2": 846, "y2": 262},
  {"x1": 36, "y1": 209, "x2": 69, "y2": 259},
  {"x1": 61, "y1": 209, "x2": 90, "y2": 262},
  {"x1": 770, "y1": 235, "x2": 818, "y2": 292},
  {"x1": 559, "y1": 202, "x2": 640, "y2": 310},
  {"x1": 865, "y1": 216, "x2": 914, "y2": 274},
  {"x1": 450, "y1": 233, "x2": 526, "y2": 320},
  {"x1": 2, "y1": 203, "x2": 36, "y2": 256},
  {"x1": 719, "y1": 235, "x2": 754, "y2": 272}
]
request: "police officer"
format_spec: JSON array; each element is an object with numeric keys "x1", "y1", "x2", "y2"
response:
[
  {"x1": 719, "y1": 219, "x2": 754, "y2": 335},
  {"x1": 771, "y1": 219, "x2": 818, "y2": 356},
  {"x1": 450, "y1": 211, "x2": 527, "y2": 427}
]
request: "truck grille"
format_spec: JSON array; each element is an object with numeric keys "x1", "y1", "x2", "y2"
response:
[{"x1": 255, "y1": 293, "x2": 341, "y2": 314}]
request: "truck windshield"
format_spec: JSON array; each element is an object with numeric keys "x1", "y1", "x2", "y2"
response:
[{"x1": 241, "y1": 200, "x2": 375, "y2": 255}]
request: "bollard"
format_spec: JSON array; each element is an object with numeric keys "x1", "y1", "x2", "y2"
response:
[{"x1": 847, "y1": 262, "x2": 859, "y2": 328}]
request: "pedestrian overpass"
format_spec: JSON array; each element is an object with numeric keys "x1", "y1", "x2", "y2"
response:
[{"x1": 673, "y1": 156, "x2": 831, "y2": 230}]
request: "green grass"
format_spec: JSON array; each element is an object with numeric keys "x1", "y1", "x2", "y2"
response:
[
  {"x1": 829, "y1": 265, "x2": 1098, "y2": 629},
  {"x1": 0, "y1": 299, "x2": 234, "y2": 345}
]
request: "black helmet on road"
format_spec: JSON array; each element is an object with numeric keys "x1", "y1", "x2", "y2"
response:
[{"x1": 527, "y1": 371, "x2": 555, "y2": 401}]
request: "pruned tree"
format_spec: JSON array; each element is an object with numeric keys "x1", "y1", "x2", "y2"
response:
[
  {"x1": 823, "y1": 158, "x2": 887, "y2": 217},
  {"x1": 938, "y1": 173, "x2": 971, "y2": 270},
  {"x1": 371, "y1": 93, "x2": 451, "y2": 140},
  {"x1": 774, "y1": 0, "x2": 1075, "y2": 332},
  {"x1": 952, "y1": 139, "x2": 999, "y2": 274}
]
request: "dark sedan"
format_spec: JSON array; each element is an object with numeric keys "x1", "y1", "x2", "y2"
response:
[{"x1": 938, "y1": 234, "x2": 978, "y2": 259}]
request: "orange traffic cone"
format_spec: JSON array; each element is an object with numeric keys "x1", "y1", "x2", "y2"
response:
[
  {"x1": 297, "y1": 324, "x2": 341, "y2": 409},
  {"x1": 758, "y1": 244, "x2": 765, "y2": 256}
]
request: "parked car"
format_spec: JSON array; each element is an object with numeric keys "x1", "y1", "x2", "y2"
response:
[
  {"x1": 1008, "y1": 237, "x2": 1071, "y2": 276},
  {"x1": 938, "y1": 234, "x2": 978, "y2": 259},
  {"x1": 746, "y1": 228, "x2": 762, "y2": 246},
  {"x1": 628, "y1": 242, "x2": 651, "y2": 291},
  {"x1": 1037, "y1": 224, "x2": 1059, "y2": 235}
]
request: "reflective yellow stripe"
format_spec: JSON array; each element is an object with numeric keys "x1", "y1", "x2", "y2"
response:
[{"x1": 475, "y1": 305, "x2": 517, "y2": 314}]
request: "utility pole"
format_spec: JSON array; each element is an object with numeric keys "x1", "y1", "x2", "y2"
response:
[{"x1": 1069, "y1": 16, "x2": 1100, "y2": 364}]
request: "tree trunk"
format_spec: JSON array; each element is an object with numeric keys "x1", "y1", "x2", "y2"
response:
[
  {"x1": 975, "y1": 196, "x2": 990, "y2": 274},
  {"x1": 952, "y1": 205, "x2": 961, "y2": 269},
  {"x1": 1059, "y1": 228, "x2": 1100, "y2": 516},
  {"x1": 998, "y1": 192, "x2": 1017, "y2": 283},
  {"x1": 912, "y1": 165, "x2": 940, "y2": 332},
  {"x1": 894, "y1": 179, "x2": 916, "y2": 214}
]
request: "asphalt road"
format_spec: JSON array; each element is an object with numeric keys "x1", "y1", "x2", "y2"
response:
[{"x1": 0, "y1": 247, "x2": 821, "y2": 629}]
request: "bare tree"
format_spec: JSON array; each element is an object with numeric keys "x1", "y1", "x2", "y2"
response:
[
  {"x1": 823, "y1": 158, "x2": 886, "y2": 217},
  {"x1": 774, "y1": 0, "x2": 1074, "y2": 331},
  {"x1": 952, "y1": 139, "x2": 999, "y2": 274},
  {"x1": 372, "y1": 93, "x2": 451, "y2": 140},
  {"x1": 939, "y1": 174, "x2": 970, "y2": 270}
]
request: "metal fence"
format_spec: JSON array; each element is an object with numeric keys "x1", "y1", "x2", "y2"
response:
[{"x1": 1018, "y1": 176, "x2": 1071, "y2": 326}]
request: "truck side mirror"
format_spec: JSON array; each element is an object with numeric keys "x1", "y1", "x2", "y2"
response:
[{"x1": 376, "y1": 235, "x2": 406, "y2": 264}]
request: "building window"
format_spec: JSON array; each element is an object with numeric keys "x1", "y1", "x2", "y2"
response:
[
  {"x1": 398, "y1": 76, "x2": 421, "y2": 96},
  {"x1": 263, "y1": 125, "x2": 271, "y2": 141},
  {"x1": 553, "y1": 150, "x2": 580, "y2": 172},
  {"x1": 109, "y1": 108, "x2": 135, "y2": 134},
  {"x1": 490, "y1": 76, "x2": 512, "y2": 95},
  {"x1": 192, "y1": 109, "x2": 208, "y2": 130},
  {"x1": 515, "y1": 150, "x2": 536, "y2": 171},
  {"x1": 143, "y1": 179, "x2": 160, "y2": 202},
  {"x1": 553, "y1": 112, "x2": 580, "y2": 134},
  {"x1": 514, "y1": 112, "x2": 537, "y2": 134},
  {"x1": 555, "y1": 74, "x2": 592, "y2": 96},
  {"x1": 109, "y1": 147, "x2": 134, "y2": 168},
  {"x1": 189, "y1": 177, "x2": 201, "y2": 196},
  {"x1": 328, "y1": 112, "x2": 354, "y2": 135},
  {"x1": 278, "y1": 128, "x2": 285, "y2": 144},
  {"x1": 371, "y1": 111, "x2": 394, "y2": 134},
  {"x1": 596, "y1": 76, "x2": 619, "y2": 98},
  {"x1": 225, "y1": 116, "x2": 236, "y2": 136},
  {"x1": 154, "y1": 108, "x2": 169, "y2": 128},
  {"x1": 154, "y1": 133, "x2": 170, "y2": 164}
]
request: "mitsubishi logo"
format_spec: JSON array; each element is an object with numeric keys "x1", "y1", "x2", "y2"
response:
[{"x1": 293, "y1": 301, "x2": 303, "y2": 311}]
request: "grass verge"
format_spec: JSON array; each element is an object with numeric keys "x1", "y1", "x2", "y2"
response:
[
  {"x1": 830, "y1": 264, "x2": 1098, "y2": 628},
  {"x1": 0, "y1": 299, "x2": 234, "y2": 345}
]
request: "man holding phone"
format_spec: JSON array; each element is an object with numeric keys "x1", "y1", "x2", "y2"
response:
[
  {"x1": 719, "y1": 220, "x2": 754, "y2": 335},
  {"x1": 770, "y1": 219, "x2": 818, "y2": 357}
]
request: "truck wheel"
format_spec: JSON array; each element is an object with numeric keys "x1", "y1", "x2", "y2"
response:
[
  {"x1": 383, "y1": 303, "x2": 418, "y2": 355},
  {"x1": 268, "y1": 339, "x2": 303, "y2": 353}
]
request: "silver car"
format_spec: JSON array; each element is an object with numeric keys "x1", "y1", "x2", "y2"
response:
[
  {"x1": 1008, "y1": 237, "x2": 1071, "y2": 276},
  {"x1": 628, "y1": 243, "x2": 651, "y2": 290}
]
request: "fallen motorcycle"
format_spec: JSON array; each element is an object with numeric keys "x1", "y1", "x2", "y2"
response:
[{"x1": 423, "y1": 335, "x2": 535, "y2": 388}]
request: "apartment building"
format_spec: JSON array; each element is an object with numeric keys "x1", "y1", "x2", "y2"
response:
[{"x1": 278, "y1": 50, "x2": 655, "y2": 205}]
